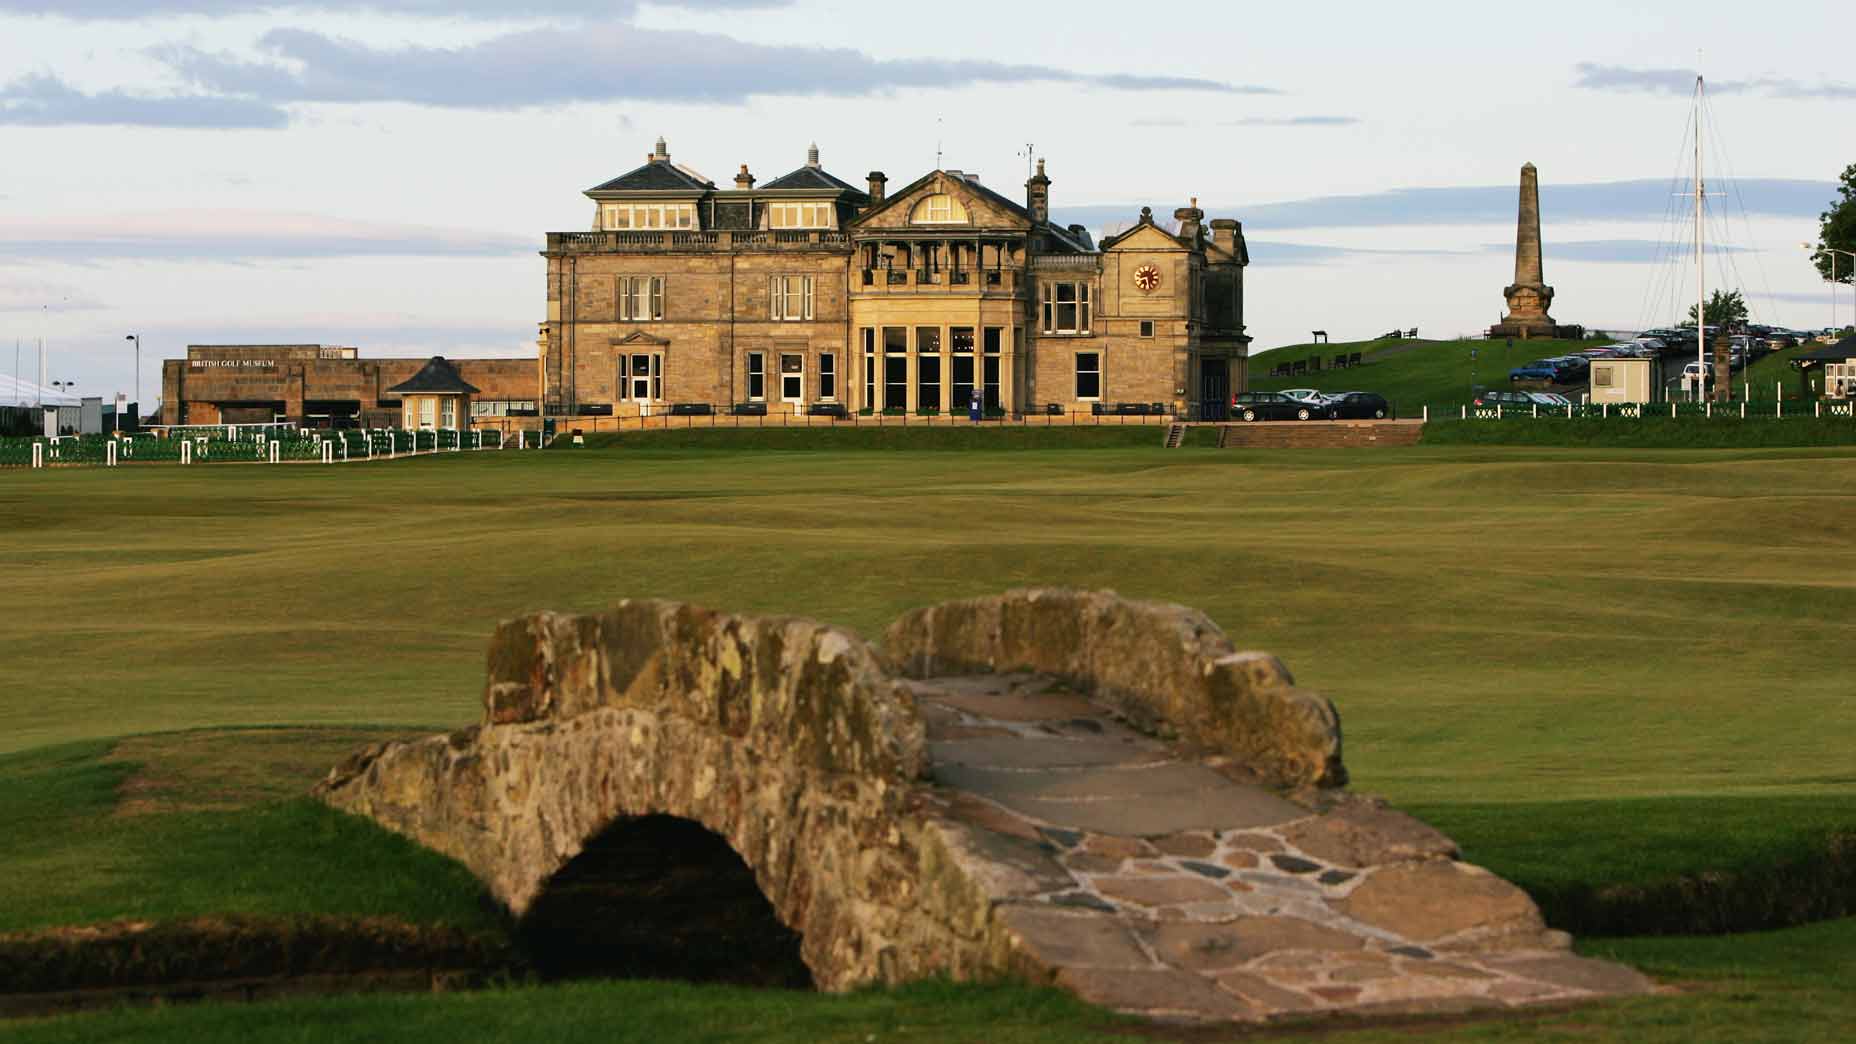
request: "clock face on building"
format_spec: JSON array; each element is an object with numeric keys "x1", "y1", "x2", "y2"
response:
[{"x1": 1133, "y1": 264, "x2": 1162, "y2": 293}]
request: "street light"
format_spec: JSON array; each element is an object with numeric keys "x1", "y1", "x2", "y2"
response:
[
  {"x1": 1805, "y1": 244, "x2": 1856, "y2": 333},
  {"x1": 124, "y1": 334, "x2": 140, "y2": 426}
]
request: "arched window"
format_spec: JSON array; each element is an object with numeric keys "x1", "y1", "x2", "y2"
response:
[{"x1": 910, "y1": 194, "x2": 969, "y2": 225}]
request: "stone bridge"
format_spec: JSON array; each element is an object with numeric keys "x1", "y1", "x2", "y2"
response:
[{"x1": 317, "y1": 590, "x2": 1650, "y2": 1022}]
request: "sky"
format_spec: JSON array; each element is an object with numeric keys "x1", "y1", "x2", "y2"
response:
[{"x1": 0, "y1": 0, "x2": 1851, "y2": 407}]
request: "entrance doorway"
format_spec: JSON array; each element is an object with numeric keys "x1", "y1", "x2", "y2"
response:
[
  {"x1": 1199, "y1": 358, "x2": 1229, "y2": 421},
  {"x1": 780, "y1": 354, "x2": 804, "y2": 410}
]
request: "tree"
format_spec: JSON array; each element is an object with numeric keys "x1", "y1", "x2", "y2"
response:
[
  {"x1": 1684, "y1": 289, "x2": 1749, "y2": 327},
  {"x1": 1811, "y1": 163, "x2": 1856, "y2": 285}
]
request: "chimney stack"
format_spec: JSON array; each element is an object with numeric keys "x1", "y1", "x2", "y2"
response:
[
  {"x1": 1026, "y1": 158, "x2": 1050, "y2": 224},
  {"x1": 867, "y1": 171, "x2": 887, "y2": 203},
  {"x1": 1210, "y1": 218, "x2": 1239, "y2": 255},
  {"x1": 735, "y1": 164, "x2": 755, "y2": 189},
  {"x1": 653, "y1": 136, "x2": 669, "y2": 162},
  {"x1": 1174, "y1": 196, "x2": 1204, "y2": 243}
]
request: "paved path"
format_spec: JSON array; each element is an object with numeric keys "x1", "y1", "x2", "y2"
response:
[{"x1": 911, "y1": 672, "x2": 1654, "y2": 1023}]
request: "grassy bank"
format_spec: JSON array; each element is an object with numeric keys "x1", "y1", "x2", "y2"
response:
[
  {"x1": 1249, "y1": 336, "x2": 1602, "y2": 413},
  {"x1": 1423, "y1": 415, "x2": 1856, "y2": 447},
  {"x1": 8, "y1": 917, "x2": 1855, "y2": 1043}
]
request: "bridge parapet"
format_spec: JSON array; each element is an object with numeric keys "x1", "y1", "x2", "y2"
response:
[{"x1": 884, "y1": 588, "x2": 1345, "y2": 789}]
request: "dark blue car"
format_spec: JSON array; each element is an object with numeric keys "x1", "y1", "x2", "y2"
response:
[{"x1": 1509, "y1": 359, "x2": 1562, "y2": 382}]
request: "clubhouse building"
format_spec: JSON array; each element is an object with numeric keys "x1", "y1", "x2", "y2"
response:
[{"x1": 163, "y1": 140, "x2": 1253, "y2": 427}]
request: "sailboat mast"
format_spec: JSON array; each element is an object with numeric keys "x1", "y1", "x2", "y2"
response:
[{"x1": 1695, "y1": 74, "x2": 1706, "y2": 400}]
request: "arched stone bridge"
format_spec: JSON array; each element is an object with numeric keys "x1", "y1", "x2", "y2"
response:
[{"x1": 318, "y1": 590, "x2": 1650, "y2": 1022}]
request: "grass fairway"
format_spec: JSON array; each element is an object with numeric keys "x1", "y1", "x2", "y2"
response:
[{"x1": 4, "y1": 443, "x2": 1855, "y2": 1038}]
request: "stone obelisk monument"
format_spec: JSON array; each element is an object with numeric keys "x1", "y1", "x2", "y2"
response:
[{"x1": 1490, "y1": 163, "x2": 1575, "y2": 340}]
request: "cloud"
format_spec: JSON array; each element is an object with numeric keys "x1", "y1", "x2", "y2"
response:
[
  {"x1": 1052, "y1": 178, "x2": 1836, "y2": 232},
  {"x1": 0, "y1": 280, "x2": 106, "y2": 311},
  {"x1": 1224, "y1": 116, "x2": 1359, "y2": 127},
  {"x1": 1573, "y1": 63, "x2": 1856, "y2": 100},
  {"x1": 1246, "y1": 241, "x2": 1473, "y2": 265},
  {"x1": 1484, "y1": 239, "x2": 1754, "y2": 264},
  {"x1": 150, "y1": 25, "x2": 1266, "y2": 112},
  {"x1": 1131, "y1": 115, "x2": 1358, "y2": 129},
  {"x1": 0, "y1": 0, "x2": 783, "y2": 17},
  {"x1": 0, "y1": 73, "x2": 287, "y2": 128},
  {"x1": 0, "y1": 211, "x2": 531, "y2": 262}
]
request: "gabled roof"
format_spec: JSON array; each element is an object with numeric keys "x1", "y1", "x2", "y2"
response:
[
  {"x1": 857, "y1": 169, "x2": 1035, "y2": 228},
  {"x1": 386, "y1": 357, "x2": 479, "y2": 396},
  {"x1": 587, "y1": 159, "x2": 714, "y2": 194},
  {"x1": 1098, "y1": 208, "x2": 1192, "y2": 252},
  {"x1": 761, "y1": 164, "x2": 868, "y2": 198}
]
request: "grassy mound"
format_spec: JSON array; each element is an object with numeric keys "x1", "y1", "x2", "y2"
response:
[{"x1": 1249, "y1": 336, "x2": 1604, "y2": 413}]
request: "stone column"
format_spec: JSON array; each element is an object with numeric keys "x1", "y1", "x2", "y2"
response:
[{"x1": 1514, "y1": 162, "x2": 1544, "y2": 288}]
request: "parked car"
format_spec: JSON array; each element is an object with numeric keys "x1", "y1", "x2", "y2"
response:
[
  {"x1": 1510, "y1": 359, "x2": 1568, "y2": 382},
  {"x1": 1320, "y1": 391, "x2": 1392, "y2": 419},
  {"x1": 1525, "y1": 391, "x2": 1572, "y2": 407},
  {"x1": 1279, "y1": 388, "x2": 1330, "y2": 406},
  {"x1": 1633, "y1": 338, "x2": 1668, "y2": 353},
  {"x1": 1230, "y1": 391, "x2": 1319, "y2": 421},
  {"x1": 1473, "y1": 390, "x2": 1537, "y2": 408},
  {"x1": 1680, "y1": 361, "x2": 1715, "y2": 385}
]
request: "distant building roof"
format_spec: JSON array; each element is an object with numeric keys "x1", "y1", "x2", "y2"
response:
[
  {"x1": 761, "y1": 164, "x2": 868, "y2": 196},
  {"x1": 588, "y1": 156, "x2": 715, "y2": 194},
  {"x1": 386, "y1": 357, "x2": 480, "y2": 395},
  {"x1": 1793, "y1": 338, "x2": 1856, "y2": 363}
]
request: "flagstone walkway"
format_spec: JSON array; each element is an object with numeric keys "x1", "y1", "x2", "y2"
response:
[{"x1": 910, "y1": 671, "x2": 1654, "y2": 1022}]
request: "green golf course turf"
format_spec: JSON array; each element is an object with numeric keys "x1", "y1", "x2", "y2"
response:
[{"x1": 3, "y1": 442, "x2": 1853, "y2": 1040}]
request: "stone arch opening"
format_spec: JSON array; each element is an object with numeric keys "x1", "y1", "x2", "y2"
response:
[{"x1": 515, "y1": 814, "x2": 812, "y2": 989}]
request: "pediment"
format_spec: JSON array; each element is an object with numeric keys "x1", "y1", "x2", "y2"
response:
[
  {"x1": 612, "y1": 330, "x2": 671, "y2": 346},
  {"x1": 853, "y1": 171, "x2": 1032, "y2": 232},
  {"x1": 1103, "y1": 221, "x2": 1185, "y2": 253}
]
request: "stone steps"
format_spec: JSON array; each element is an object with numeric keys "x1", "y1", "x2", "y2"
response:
[{"x1": 1216, "y1": 420, "x2": 1423, "y2": 449}]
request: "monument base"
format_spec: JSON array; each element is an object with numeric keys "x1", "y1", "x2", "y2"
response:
[{"x1": 1488, "y1": 320, "x2": 1584, "y2": 341}]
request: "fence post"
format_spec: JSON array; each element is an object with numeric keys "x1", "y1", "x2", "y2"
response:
[
  {"x1": 1497, "y1": 405, "x2": 1502, "y2": 419},
  {"x1": 268, "y1": 441, "x2": 280, "y2": 463},
  {"x1": 389, "y1": 432, "x2": 397, "y2": 459},
  {"x1": 180, "y1": 440, "x2": 192, "y2": 465},
  {"x1": 1532, "y1": 404, "x2": 1538, "y2": 418},
  {"x1": 1777, "y1": 400, "x2": 1783, "y2": 419},
  {"x1": 1460, "y1": 405, "x2": 1466, "y2": 419},
  {"x1": 1671, "y1": 402, "x2": 1676, "y2": 418},
  {"x1": 31, "y1": 442, "x2": 43, "y2": 468}
]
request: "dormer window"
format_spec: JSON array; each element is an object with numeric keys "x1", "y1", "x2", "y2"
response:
[
  {"x1": 910, "y1": 194, "x2": 969, "y2": 225},
  {"x1": 603, "y1": 202, "x2": 696, "y2": 231},
  {"x1": 768, "y1": 202, "x2": 835, "y2": 229}
]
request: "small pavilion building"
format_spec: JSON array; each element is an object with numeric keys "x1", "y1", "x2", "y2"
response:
[{"x1": 389, "y1": 356, "x2": 480, "y2": 431}]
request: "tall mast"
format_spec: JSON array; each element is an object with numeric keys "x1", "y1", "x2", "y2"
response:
[{"x1": 1695, "y1": 74, "x2": 1705, "y2": 400}]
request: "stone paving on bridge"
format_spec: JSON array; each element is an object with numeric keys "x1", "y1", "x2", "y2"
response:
[{"x1": 912, "y1": 671, "x2": 1651, "y2": 1022}]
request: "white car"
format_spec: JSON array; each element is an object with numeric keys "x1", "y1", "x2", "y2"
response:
[{"x1": 1279, "y1": 388, "x2": 1329, "y2": 405}]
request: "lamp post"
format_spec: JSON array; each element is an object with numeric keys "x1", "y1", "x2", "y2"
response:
[
  {"x1": 1807, "y1": 244, "x2": 1856, "y2": 333},
  {"x1": 124, "y1": 334, "x2": 140, "y2": 426}
]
